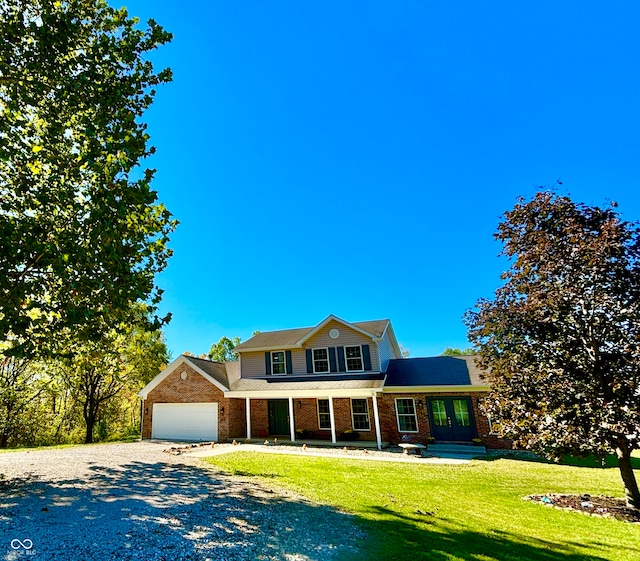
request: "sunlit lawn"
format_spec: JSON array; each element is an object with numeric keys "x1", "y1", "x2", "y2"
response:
[{"x1": 205, "y1": 452, "x2": 640, "y2": 561}]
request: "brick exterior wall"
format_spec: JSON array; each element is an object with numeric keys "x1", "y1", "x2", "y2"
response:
[
  {"x1": 142, "y1": 363, "x2": 246, "y2": 442},
  {"x1": 378, "y1": 392, "x2": 511, "y2": 449},
  {"x1": 143, "y1": 362, "x2": 511, "y2": 449}
]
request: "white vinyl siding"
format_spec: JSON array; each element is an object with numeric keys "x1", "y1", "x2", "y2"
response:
[
  {"x1": 377, "y1": 331, "x2": 398, "y2": 372},
  {"x1": 237, "y1": 320, "x2": 381, "y2": 377},
  {"x1": 305, "y1": 320, "x2": 380, "y2": 371}
]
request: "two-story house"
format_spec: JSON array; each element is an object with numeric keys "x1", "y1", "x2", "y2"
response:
[{"x1": 138, "y1": 315, "x2": 507, "y2": 449}]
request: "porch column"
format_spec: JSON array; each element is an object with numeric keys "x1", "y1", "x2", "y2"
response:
[
  {"x1": 245, "y1": 398, "x2": 251, "y2": 439},
  {"x1": 289, "y1": 396, "x2": 296, "y2": 441},
  {"x1": 328, "y1": 396, "x2": 337, "y2": 444},
  {"x1": 372, "y1": 394, "x2": 382, "y2": 450}
]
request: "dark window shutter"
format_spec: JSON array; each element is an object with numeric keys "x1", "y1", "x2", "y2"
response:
[
  {"x1": 328, "y1": 347, "x2": 337, "y2": 372},
  {"x1": 306, "y1": 349, "x2": 313, "y2": 373},
  {"x1": 285, "y1": 350, "x2": 293, "y2": 374},
  {"x1": 265, "y1": 352, "x2": 271, "y2": 375},
  {"x1": 363, "y1": 344, "x2": 372, "y2": 371},
  {"x1": 337, "y1": 346, "x2": 346, "y2": 372}
]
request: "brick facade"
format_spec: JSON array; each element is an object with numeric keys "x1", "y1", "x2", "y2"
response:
[
  {"x1": 141, "y1": 363, "x2": 246, "y2": 441},
  {"x1": 142, "y1": 362, "x2": 511, "y2": 449}
]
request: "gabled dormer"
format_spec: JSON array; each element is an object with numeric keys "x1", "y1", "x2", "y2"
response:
[{"x1": 233, "y1": 315, "x2": 401, "y2": 379}]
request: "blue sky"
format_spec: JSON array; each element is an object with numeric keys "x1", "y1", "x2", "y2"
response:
[{"x1": 124, "y1": 1, "x2": 640, "y2": 359}]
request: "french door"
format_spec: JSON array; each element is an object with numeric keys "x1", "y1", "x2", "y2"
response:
[{"x1": 428, "y1": 397, "x2": 476, "y2": 441}]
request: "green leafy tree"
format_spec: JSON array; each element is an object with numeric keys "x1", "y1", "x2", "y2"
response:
[
  {"x1": 465, "y1": 192, "x2": 640, "y2": 509},
  {"x1": 0, "y1": 356, "x2": 47, "y2": 447},
  {"x1": 441, "y1": 347, "x2": 475, "y2": 356},
  {"x1": 60, "y1": 306, "x2": 169, "y2": 443},
  {"x1": 0, "y1": 0, "x2": 175, "y2": 357},
  {"x1": 208, "y1": 336, "x2": 241, "y2": 362}
]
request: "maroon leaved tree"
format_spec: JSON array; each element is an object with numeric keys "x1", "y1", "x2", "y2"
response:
[{"x1": 465, "y1": 191, "x2": 640, "y2": 509}]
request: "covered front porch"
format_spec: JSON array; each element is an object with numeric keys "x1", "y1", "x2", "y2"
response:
[
  {"x1": 225, "y1": 386, "x2": 386, "y2": 450},
  {"x1": 242, "y1": 437, "x2": 388, "y2": 449}
]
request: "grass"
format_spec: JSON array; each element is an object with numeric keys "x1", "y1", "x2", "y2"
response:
[
  {"x1": 0, "y1": 435, "x2": 140, "y2": 453},
  {"x1": 205, "y1": 452, "x2": 640, "y2": 561}
]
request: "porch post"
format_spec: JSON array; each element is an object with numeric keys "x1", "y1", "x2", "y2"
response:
[
  {"x1": 288, "y1": 396, "x2": 296, "y2": 441},
  {"x1": 328, "y1": 396, "x2": 337, "y2": 444},
  {"x1": 372, "y1": 394, "x2": 382, "y2": 450},
  {"x1": 245, "y1": 398, "x2": 251, "y2": 439}
]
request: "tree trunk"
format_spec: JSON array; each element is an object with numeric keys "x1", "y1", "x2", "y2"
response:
[
  {"x1": 84, "y1": 402, "x2": 98, "y2": 444},
  {"x1": 616, "y1": 439, "x2": 640, "y2": 509}
]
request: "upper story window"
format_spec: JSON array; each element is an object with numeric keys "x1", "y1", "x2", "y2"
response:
[
  {"x1": 312, "y1": 348, "x2": 329, "y2": 373},
  {"x1": 271, "y1": 351, "x2": 286, "y2": 375},
  {"x1": 345, "y1": 345, "x2": 363, "y2": 372}
]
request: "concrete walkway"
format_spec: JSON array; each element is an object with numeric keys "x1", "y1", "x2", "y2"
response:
[{"x1": 186, "y1": 443, "x2": 472, "y2": 464}]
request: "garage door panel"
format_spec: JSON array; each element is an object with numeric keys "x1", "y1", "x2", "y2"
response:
[{"x1": 152, "y1": 403, "x2": 218, "y2": 441}]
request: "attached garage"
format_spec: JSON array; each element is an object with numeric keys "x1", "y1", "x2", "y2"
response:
[
  {"x1": 139, "y1": 356, "x2": 238, "y2": 442},
  {"x1": 151, "y1": 402, "x2": 218, "y2": 441}
]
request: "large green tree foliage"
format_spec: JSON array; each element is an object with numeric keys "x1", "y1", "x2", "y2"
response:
[
  {"x1": 59, "y1": 305, "x2": 169, "y2": 443},
  {"x1": 465, "y1": 192, "x2": 640, "y2": 508},
  {"x1": 208, "y1": 336, "x2": 240, "y2": 362},
  {"x1": 0, "y1": 355, "x2": 47, "y2": 447},
  {"x1": 0, "y1": 0, "x2": 175, "y2": 356}
]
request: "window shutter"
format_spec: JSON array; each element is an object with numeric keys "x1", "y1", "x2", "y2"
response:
[
  {"x1": 328, "y1": 347, "x2": 337, "y2": 372},
  {"x1": 337, "y1": 346, "x2": 346, "y2": 372},
  {"x1": 265, "y1": 352, "x2": 271, "y2": 375},
  {"x1": 305, "y1": 349, "x2": 313, "y2": 373},
  {"x1": 363, "y1": 344, "x2": 372, "y2": 371},
  {"x1": 285, "y1": 350, "x2": 293, "y2": 374}
]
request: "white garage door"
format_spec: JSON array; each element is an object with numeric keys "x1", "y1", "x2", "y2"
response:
[{"x1": 151, "y1": 402, "x2": 218, "y2": 441}]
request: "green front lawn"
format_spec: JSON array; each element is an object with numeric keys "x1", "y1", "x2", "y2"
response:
[{"x1": 205, "y1": 453, "x2": 640, "y2": 561}]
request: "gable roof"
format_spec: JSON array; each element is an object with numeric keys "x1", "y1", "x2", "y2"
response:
[
  {"x1": 185, "y1": 356, "x2": 230, "y2": 388},
  {"x1": 138, "y1": 355, "x2": 230, "y2": 399},
  {"x1": 384, "y1": 356, "x2": 488, "y2": 389},
  {"x1": 233, "y1": 315, "x2": 390, "y2": 352}
]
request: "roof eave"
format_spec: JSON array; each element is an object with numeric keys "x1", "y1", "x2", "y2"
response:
[
  {"x1": 383, "y1": 385, "x2": 490, "y2": 393},
  {"x1": 296, "y1": 314, "x2": 381, "y2": 345},
  {"x1": 138, "y1": 355, "x2": 230, "y2": 399}
]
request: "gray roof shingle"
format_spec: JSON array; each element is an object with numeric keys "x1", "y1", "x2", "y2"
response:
[
  {"x1": 233, "y1": 318, "x2": 389, "y2": 351},
  {"x1": 184, "y1": 355, "x2": 230, "y2": 389}
]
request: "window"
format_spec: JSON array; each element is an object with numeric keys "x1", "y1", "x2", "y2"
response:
[
  {"x1": 345, "y1": 345, "x2": 363, "y2": 372},
  {"x1": 271, "y1": 351, "x2": 286, "y2": 375},
  {"x1": 351, "y1": 398, "x2": 370, "y2": 431},
  {"x1": 396, "y1": 398, "x2": 418, "y2": 432},
  {"x1": 313, "y1": 348, "x2": 329, "y2": 373},
  {"x1": 431, "y1": 399, "x2": 448, "y2": 427},
  {"x1": 317, "y1": 399, "x2": 331, "y2": 429},
  {"x1": 453, "y1": 399, "x2": 471, "y2": 427}
]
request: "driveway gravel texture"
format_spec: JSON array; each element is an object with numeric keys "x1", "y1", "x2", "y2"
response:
[{"x1": 0, "y1": 441, "x2": 364, "y2": 561}]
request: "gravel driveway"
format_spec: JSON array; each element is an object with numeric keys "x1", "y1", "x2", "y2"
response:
[{"x1": 0, "y1": 441, "x2": 364, "y2": 561}]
